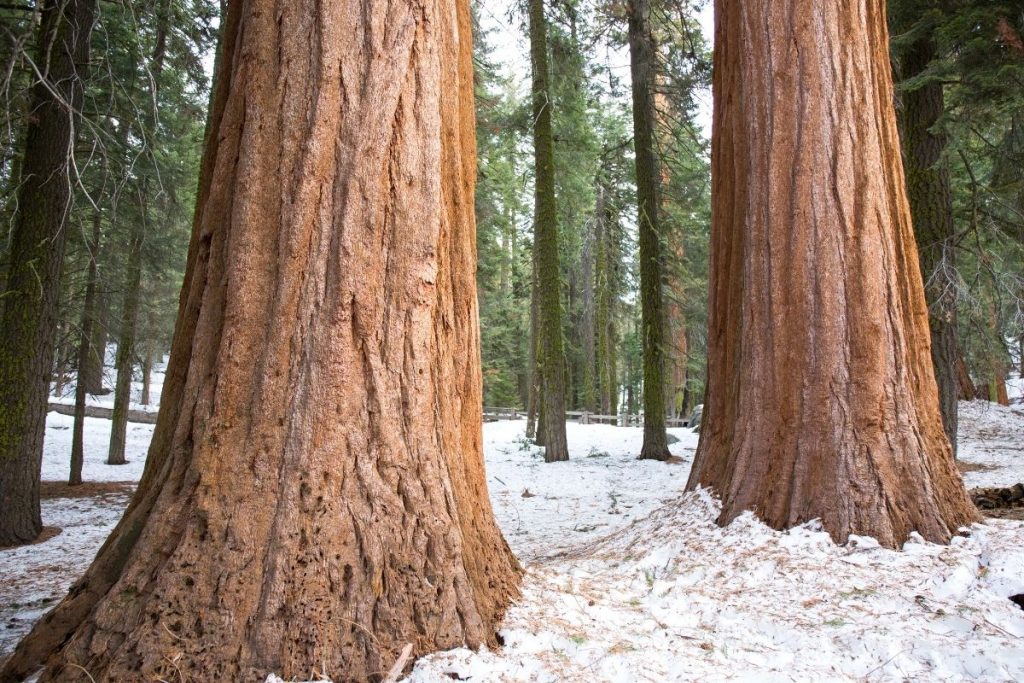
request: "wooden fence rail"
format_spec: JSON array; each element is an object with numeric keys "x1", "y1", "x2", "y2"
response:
[
  {"x1": 47, "y1": 402, "x2": 159, "y2": 425},
  {"x1": 483, "y1": 406, "x2": 691, "y2": 428},
  {"x1": 54, "y1": 402, "x2": 692, "y2": 430}
]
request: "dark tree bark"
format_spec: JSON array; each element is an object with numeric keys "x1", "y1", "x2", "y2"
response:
[
  {"x1": 77, "y1": 274, "x2": 108, "y2": 395},
  {"x1": 70, "y1": 210, "x2": 104, "y2": 486},
  {"x1": 956, "y1": 348, "x2": 976, "y2": 400},
  {"x1": 106, "y1": 219, "x2": 142, "y2": 465},
  {"x1": 0, "y1": 0, "x2": 520, "y2": 678},
  {"x1": 628, "y1": 0, "x2": 670, "y2": 460},
  {"x1": 0, "y1": 0, "x2": 97, "y2": 547},
  {"x1": 525, "y1": 252, "x2": 540, "y2": 439},
  {"x1": 580, "y1": 184, "x2": 598, "y2": 412},
  {"x1": 896, "y1": 24, "x2": 960, "y2": 457},
  {"x1": 109, "y1": 0, "x2": 170, "y2": 466},
  {"x1": 528, "y1": 0, "x2": 569, "y2": 461},
  {"x1": 140, "y1": 341, "x2": 153, "y2": 406},
  {"x1": 595, "y1": 180, "x2": 618, "y2": 417},
  {"x1": 685, "y1": 0, "x2": 978, "y2": 547},
  {"x1": 655, "y1": 90, "x2": 688, "y2": 423}
]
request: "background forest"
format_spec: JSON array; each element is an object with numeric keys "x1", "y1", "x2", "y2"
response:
[{"x1": 0, "y1": 0, "x2": 1020, "y2": 447}]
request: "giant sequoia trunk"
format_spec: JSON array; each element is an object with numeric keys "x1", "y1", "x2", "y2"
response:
[
  {"x1": 628, "y1": 0, "x2": 671, "y2": 461},
  {"x1": 897, "y1": 27, "x2": 960, "y2": 457},
  {"x1": 1, "y1": 0, "x2": 520, "y2": 679},
  {"x1": 0, "y1": 0, "x2": 97, "y2": 546},
  {"x1": 686, "y1": 0, "x2": 978, "y2": 547},
  {"x1": 528, "y1": 0, "x2": 569, "y2": 461}
]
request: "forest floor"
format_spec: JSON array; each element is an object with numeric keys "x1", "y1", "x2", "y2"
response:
[{"x1": 2, "y1": 386, "x2": 1024, "y2": 680}]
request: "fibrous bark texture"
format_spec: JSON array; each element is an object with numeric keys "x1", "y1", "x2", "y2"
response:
[
  {"x1": 685, "y1": 0, "x2": 979, "y2": 547},
  {"x1": 0, "y1": 0, "x2": 97, "y2": 546},
  {"x1": 1, "y1": 0, "x2": 520, "y2": 679},
  {"x1": 628, "y1": 0, "x2": 671, "y2": 461},
  {"x1": 897, "y1": 27, "x2": 960, "y2": 458},
  {"x1": 528, "y1": 0, "x2": 569, "y2": 462}
]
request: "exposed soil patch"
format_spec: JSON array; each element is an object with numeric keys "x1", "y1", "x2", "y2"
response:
[
  {"x1": 958, "y1": 461, "x2": 996, "y2": 474},
  {"x1": 980, "y1": 508, "x2": 1024, "y2": 521},
  {"x1": 39, "y1": 481, "x2": 135, "y2": 500},
  {"x1": 970, "y1": 484, "x2": 1024, "y2": 520}
]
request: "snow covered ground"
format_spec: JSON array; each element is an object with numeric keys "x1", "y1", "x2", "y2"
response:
[
  {"x1": 958, "y1": 400, "x2": 1024, "y2": 489},
  {"x1": 2, "y1": 400, "x2": 1023, "y2": 681},
  {"x1": 39, "y1": 412, "x2": 154, "y2": 483},
  {"x1": 49, "y1": 347, "x2": 167, "y2": 414}
]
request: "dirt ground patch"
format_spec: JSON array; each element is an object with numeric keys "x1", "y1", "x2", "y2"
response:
[
  {"x1": 0, "y1": 526, "x2": 62, "y2": 550},
  {"x1": 981, "y1": 507, "x2": 1024, "y2": 521},
  {"x1": 959, "y1": 461, "x2": 997, "y2": 474},
  {"x1": 39, "y1": 480, "x2": 135, "y2": 500},
  {"x1": 970, "y1": 483, "x2": 1024, "y2": 520}
]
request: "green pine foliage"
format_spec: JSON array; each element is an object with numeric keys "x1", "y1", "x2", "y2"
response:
[
  {"x1": 473, "y1": 0, "x2": 712, "y2": 415},
  {"x1": 891, "y1": 1, "x2": 1024, "y2": 391}
]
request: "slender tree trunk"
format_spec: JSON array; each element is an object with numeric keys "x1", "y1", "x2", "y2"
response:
[
  {"x1": 984, "y1": 298, "x2": 1010, "y2": 406},
  {"x1": 628, "y1": 0, "x2": 670, "y2": 460},
  {"x1": 956, "y1": 349, "x2": 976, "y2": 400},
  {"x1": 988, "y1": 371, "x2": 1010, "y2": 406},
  {"x1": 685, "y1": 0, "x2": 978, "y2": 547},
  {"x1": 0, "y1": 0, "x2": 97, "y2": 547},
  {"x1": 653, "y1": 89, "x2": 688, "y2": 422},
  {"x1": 580, "y1": 174, "x2": 602, "y2": 412},
  {"x1": 107, "y1": 219, "x2": 143, "y2": 465},
  {"x1": 595, "y1": 184, "x2": 618, "y2": 417},
  {"x1": 1, "y1": 0, "x2": 520, "y2": 679},
  {"x1": 897, "y1": 30, "x2": 960, "y2": 457},
  {"x1": 535, "y1": 376, "x2": 547, "y2": 447},
  {"x1": 528, "y1": 0, "x2": 568, "y2": 462},
  {"x1": 140, "y1": 341, "x2": 152, "y2": 406},
  {"x1": 70, "y1": 210, "x2": 103, "y2": 486},
  {"x1": 109, "y1": 0, "x2": 171, "y2": 465},
  {"x1": 52, "y1": 324, "x2": 70, "y2": 398},
  {"x1": 525, "y1": 256, "x2": 540, "y2": 439},
  {"x1": 78, "y1": 284, "x2": 108, "y2": 394}
]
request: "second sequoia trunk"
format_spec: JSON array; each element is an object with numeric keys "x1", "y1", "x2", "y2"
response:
[{"x1": 686, "y1": 0, "x2": 978, "y2": 547}]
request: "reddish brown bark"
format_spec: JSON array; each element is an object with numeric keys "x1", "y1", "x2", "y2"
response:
[
  {"x1": 686, "y1": 0, "x2": 978, "y2": 547},
  {"x1": 956, "y1": 351, "x2": 976, "y2": 401},
  {"x1": 1, "y1": 0, "x2": 520, "y2": 680}
]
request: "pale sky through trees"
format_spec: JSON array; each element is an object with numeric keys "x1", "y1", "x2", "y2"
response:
[{"x1": 477, "y1": 0, "x2": 715, "y2": 138}]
